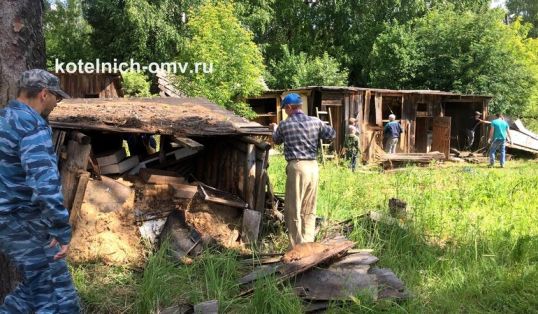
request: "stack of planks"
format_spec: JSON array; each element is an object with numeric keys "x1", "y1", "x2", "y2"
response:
[{"x1": 238, "y1": 236, "x2": 408, "y2": 311}]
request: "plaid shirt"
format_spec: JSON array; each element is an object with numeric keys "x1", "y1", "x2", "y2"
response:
[{"x1": 273, "y1": 111, "x2": 336, "y2": 161}]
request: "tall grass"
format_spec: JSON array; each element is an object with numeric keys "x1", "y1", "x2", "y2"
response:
[{"x1": 73, "y1": 158, "x2": 538, "y2": 313}]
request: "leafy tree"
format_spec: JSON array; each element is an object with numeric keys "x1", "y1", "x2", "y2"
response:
[
  {"x1": 367, "y1": 9, "x2": 538, "y2": 115},
  {"x1": 44, "y1": 0, "x2": 94, "y2": 68},
  {"x1": 507, "y1": 0, "x2": 538, "y2": 38},
  {"x1": 248, "y1": 0, "x2": 491, "y2": 86},
  {"x1": 266, "y1": 45, "x2": 349, "y2": 89},
  {"x1": 82, "y1": 0, "x2": 201, "y2": 63},
  {"x1": 174, "y1": 1, "x2": 266, "y2": 117}
]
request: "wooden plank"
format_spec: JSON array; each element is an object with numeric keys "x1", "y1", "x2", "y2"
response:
[
  {"x1": 244, "y1": 144, "x2": 256, "y2": 209},
  {"x1": 68, "y1": 171, "x2": 90, "y2": 230},
  {"x1": 198, "y1": 184, "x2": 249, "y2": 209},
  {"x1": 172, "y1": 136, "x2": 204, "y2": 150},
  {"x1": 363, "y1": 90, "x2": 371, "y2": 127},
  {"x1": 431, "y1": 117, "x2": 451, "y2": 158},
  {"x1": 96, "y1": 148, "x2": 127, "y2": 167},
  {"x1": 169, "y1": 183, "x2": 198, "y2": 199},
  {"x1": 60, "y1": 138, "x2": 91, "y2": 210},
  {"x1": 238, "y1": 263, "x2": 281, "y2": 285},
  {"x1": 241, "y1": 209, "x2": 262, "y2": 245},
  {"x1": 330, "y1": 253, "x2": 379, "y2": 268},
  {"x1": 293, "y1": 268, "x2": 378, "y2": 301},
  {"x1": 139, "y1": 168, "x2": 186, "y2": 185},
  {"x1": 100, "y1": 155, "x2": 140, "y2": 175},
  {"x1": 278, "y1": 239, "x2": 354, "y2": 280},
  {"x1": 375, "y1": 92, "x2": 383, "y2": 127}
]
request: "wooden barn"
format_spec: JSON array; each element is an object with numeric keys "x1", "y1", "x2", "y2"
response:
[{"x1": 247, "y1": 87, "x2": 492, "y2": 162}]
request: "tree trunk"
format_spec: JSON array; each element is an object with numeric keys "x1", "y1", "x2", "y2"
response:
[{"x1": 0, "y1": 0, "x2": 46, "y2": 302}]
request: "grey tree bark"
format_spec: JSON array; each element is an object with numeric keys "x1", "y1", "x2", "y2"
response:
[{"x1": 0, "y1": 0, "x2": 46, "y2": 302}]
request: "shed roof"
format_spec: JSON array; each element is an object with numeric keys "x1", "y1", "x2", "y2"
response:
[
  {"x1": 264, "y1": 86, "x2": 493, "y2": 99},
  {"x1": 49, "y1": 97, "x2": 270, "y2": 136}
]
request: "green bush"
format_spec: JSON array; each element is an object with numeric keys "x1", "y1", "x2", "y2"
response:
[
  {"x1": 122, "y1": 71, "x2": 152, "y2": 97},
  {"x1": 267, "y1": 45, "x2": 349, "y2": 89}
]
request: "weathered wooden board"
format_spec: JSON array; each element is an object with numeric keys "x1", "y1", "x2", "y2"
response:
[
  {"x1": 193, "y1": 300, "x2": 218, "y2": 314},
  {"x1": 96, "y1": 148, "x2": 127, "y2": 167},
  {"x1": 100, "y1": 155, "x2": 140, "y2": 174},
  {"x1": 330, "y1": 253, "x2": 379, "y2": 268},
  {"x1": 169, "y1": 183, "x2": 198, "y2": 199},
  {"x1": 293, "y1": 268, "x2": 378, "y2": 300},
  {"x1": 139, "y1": 168, "x2": 187, "y2": 185},
  {"x1": 241, "y1": 209, "x2": 262, "y2": 245},
  {"x1": 173, "y1": 136, "x2": 204, "y2": 150}
]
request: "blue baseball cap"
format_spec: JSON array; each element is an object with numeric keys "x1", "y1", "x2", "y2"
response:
[{"x1": 281, "y1": 93, "x2": 303, "y2": 108}]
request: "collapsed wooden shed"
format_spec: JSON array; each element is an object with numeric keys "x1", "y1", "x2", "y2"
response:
[
  {"x1": 48, "y1": 97, "x2": 273, "y2": 262},
  {"x1": 247, "y1": 86, "x2": 492, "y2": 162}
]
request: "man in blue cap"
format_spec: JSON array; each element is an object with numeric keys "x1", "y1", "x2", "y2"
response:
[
  {"x1": 0, "y1": 69, "x2": 80, "y2": 313},
  {"x1": 271, "y1": 93, "x2": 335, "y2": 247}
]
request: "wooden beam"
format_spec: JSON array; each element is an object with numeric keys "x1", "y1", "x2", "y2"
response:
[
  {"x1": 60, "y1": 136, "x2": 91, "y2": 210},
  {"x1": 244, "y1": 144, "x2": 256, "y2": 209},
  {"x1": 68, "y1": 171, "x2": 90, "y2": 231},
  {"x1": 172, "y1": 136, "x2": 204, "y2": 150}
]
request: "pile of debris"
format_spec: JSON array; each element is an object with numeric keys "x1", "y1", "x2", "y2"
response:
[{"x1": 49, "y1": 97, "x2": 272, "y2": 266}]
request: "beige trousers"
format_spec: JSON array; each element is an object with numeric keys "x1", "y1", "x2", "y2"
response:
[{"x1": 284, "y1": 160, "x2": 319, "y2": 247}]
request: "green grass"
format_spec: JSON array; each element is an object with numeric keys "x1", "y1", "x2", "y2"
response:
[{"x1": 73, "y1": 157, "x2": 538, "y2": 313}]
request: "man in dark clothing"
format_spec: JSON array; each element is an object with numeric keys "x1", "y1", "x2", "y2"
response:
[
  {"x1": 384, "y1": 114, "x2": 402, "y2": 154},
  {"x1": 465, "y1": 111, "x2": 487, "y2": 150}
]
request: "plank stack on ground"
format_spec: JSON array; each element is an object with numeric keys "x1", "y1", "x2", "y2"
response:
[{"x1": 238, "y1": 236, "x2": 408, "y2": 310}]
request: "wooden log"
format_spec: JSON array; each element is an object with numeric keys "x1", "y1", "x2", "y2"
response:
[
  {"x1": 241, "y1": 209, "x2": 262, "y2": 245},
  {"x1": 244, "y1": 144, "x2": 256, "y2": 209},
  {"x1": 60, "y1": 137, "x2": 91, "y2": 210},
  {"x1": 71, "y1": 131, "x2": 91, "y2": 145}
]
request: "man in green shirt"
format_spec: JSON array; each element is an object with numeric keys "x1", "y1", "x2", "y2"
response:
[{"x1": 488, "y1": 113, "x2": 512, "y2": 168}]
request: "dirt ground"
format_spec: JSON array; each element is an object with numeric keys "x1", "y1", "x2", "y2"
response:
[
  {"x1": 185, "y1": 196, "x2": 244, "y2": 250},
  {"x1": 69, "y1": 177, "x2": 145, "y2": 266}
]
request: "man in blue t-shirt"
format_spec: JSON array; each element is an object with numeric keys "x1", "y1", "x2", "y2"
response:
[
  {"x1": 384, "y1": 114, "x2": 403, "y2": 154},
  {"x1": 488, "y1": 113, "x2": 512, "y2": 168}
]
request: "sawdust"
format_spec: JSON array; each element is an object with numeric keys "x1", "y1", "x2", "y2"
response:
[
  {"x1": 185, "y1": 197, "x2": 243, "y2": 249},
  {"x1": 69, "y1": 179, "x2": 145, "y2": 266},
  {"x1": 282, "y1": 242, "x2": 329, "y2": 263}
]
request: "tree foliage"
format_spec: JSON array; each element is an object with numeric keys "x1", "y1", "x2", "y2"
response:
[
  {"x1": 81, "y1": 0, "x2": 201, "y2": 63},
  {"x1": 266, "y1": 45, "x2": 348, "y2": 89},
  {"x1": 367, "y1": 9, "x2": 538, "y2": 115},
  {"x1": 174, "y1": 1, "x2": 266, "y2": 117},
  {"x1": 507, "y1": 0, "x2": 538, "y2": 38},
  {"x1": 44, "y1": 0, "x2": 94, "y2": 68}
]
